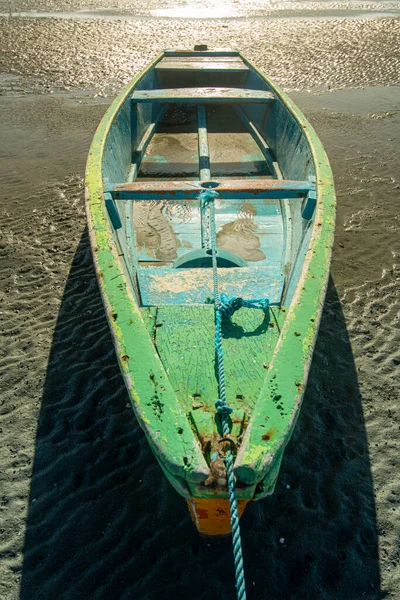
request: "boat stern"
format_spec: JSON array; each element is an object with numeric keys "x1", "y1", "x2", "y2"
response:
[{"x1": 187, "y1": 497, "x2": 250, "y2": 536}]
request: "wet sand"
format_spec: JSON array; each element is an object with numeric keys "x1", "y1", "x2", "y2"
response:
[
  {"x1": 0, "y1": 14, "x2": 399, "y2": 95},
  {"x1": 0, "y1": 3, "x2": 399, "y2": 599}
]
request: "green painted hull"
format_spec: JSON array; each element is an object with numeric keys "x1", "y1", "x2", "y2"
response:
[{"x1": 85, "y1": 49, "x2": 335, "y2": 511}]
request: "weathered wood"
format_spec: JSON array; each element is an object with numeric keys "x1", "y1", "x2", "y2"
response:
[
  {"x1": 133, "y1": 194, "x2": 284, "y2": 270},
  {"x1": 104, "y1": 192, "x2": 122, "y2": 229},
  {"x1": 232, "y1": 105, "x2": 292, "y2": 277},
  {"x1": 155, "y1": 60, "x2": 248, "y2": 72},
  {"x1": 197, "y1": 105, "x2": 211, "y2": 181},
  {"x1": 163, "y1": 49, "x2": 240, "y2": 57},
  {"x1": 108, "y1": 178, "x2": 315, "y2": 200},
  {"x1": 138, "y1": 264, "x2": 285, "y2": 306},
  {"x1": 234, "y1": 105, "x2": 280, "y2": 177},
  {"x1": 302, "y1": 179, "x2": 317, "y2": 220},
  {"x1": 141, "y1": 306, "x2": 158, "y2": 339},
  {"x1": 154, "y1": 305, "x2": 288, "y2": 413},
  {"x1": 131, "y1": 87, "x2": 275, "y2": 104},
  {"x1": 161, "y1": 56, "x2": 244, "y2": 63},
  {"x1": 128, "y1": 104, "x2": 168, "y2": 182},
  {"x1": 197, "y1": 104, "x2": 211, "y2": 249}
]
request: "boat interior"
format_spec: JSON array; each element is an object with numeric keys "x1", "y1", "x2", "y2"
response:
[{"x1": 101, "y1": 49, "x2": 318, "y2": 453}]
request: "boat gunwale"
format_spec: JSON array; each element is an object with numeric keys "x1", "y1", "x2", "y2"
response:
[
  {"x1": 235, "y1": 51, "x2": 335, "y2": 484},
  {"x1": 85, "y1": 51, "x2": 210, "y2": 493}
]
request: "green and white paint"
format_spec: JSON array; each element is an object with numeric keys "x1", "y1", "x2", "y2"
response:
[{"x1": 85, "y1": 49, "x2": 335, "y2": 502}]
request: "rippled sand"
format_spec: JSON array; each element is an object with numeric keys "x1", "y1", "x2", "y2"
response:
[
  {"x1": 0, "y1": 16, "x2": 399, "y2": 95},
  {"x1": 0, "y1": 5, "x2": 399, "y2": 600},
  {"x1": 1, "y1": 0, "x2": 399, "y2": 13}
]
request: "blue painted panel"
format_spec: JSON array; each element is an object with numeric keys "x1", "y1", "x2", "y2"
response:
[
  {"x1": 102, "y1": 95, "x2": 134, "y2": 286},
  {"x1": 129, "y1": 69, "x2": 158, "y2": 153},
  {"x1": 138, "y1": 265, "x2": 284, "y2": 306},
  {"x1": 213, "y1": 198, "x2": 284, "y2": 268},
  {"x1": 141, "y1": 155, "x2": 169, "y2": 164},
  {"x1": 302, "y1": 188, "x2": 317, "y2": 220},
  {"x1": 240, "y1": 65, "x2": 317, "y2": 304},
  {"x1": 132, "y1": 198, "x2": 202, "y2": 262},
  {"x1": 130, "y1": 195, "x2": 285, "y2": 269},
  {"x1": 214, "y1": 198, "x2": 281, "y2": 218},
  {"x1": 103, "y1": 100, "x2": 132, "y2": 184},
  {"x1": 101, "y1": 69, "x2": 158, "y2": 303},
  {"x1": 285, "y1": 221, "x2": 313, "y2": 302},
  {"x1": 104, "y1": 193, "x2": 122, "y2": 229}
]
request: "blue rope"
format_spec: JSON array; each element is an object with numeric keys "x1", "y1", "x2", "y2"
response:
[{"x1": 198, "y1": 188, "x2": 270, "y2": 600}]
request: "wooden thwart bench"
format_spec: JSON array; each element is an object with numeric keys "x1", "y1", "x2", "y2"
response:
[
  {"x1": 106, "y1": 179, "x2": 315, "y2": 201},
  {"x1": 155, "y1": 57, "x2": 249, "y2": 73},
  {"x1": 131, "y1": 87, "x2": 275, "y2": 104}
]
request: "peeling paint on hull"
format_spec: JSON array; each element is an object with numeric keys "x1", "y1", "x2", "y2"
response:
[{"x1": 85, "y1": 48, "x2": 335, "y2": 535}]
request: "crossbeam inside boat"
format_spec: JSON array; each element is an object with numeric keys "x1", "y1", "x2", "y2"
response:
[
  {"x1": 197, "y1": 104, "x2": 211, "y2": 248},
  {"x1": 131, "y1": 87, "x2": 275, "y2": 104},
  {"x1": 107, "y1": 179, "x2": 315, "y2": 201},
  {"x1": 198, "y1": 104, "x2": 211, "y2": 181}
]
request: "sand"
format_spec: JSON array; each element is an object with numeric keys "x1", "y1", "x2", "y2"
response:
[{"x1": 0, "y1": 3, "x2": 399, "y2": 599}]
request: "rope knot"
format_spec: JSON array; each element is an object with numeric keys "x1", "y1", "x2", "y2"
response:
[
  {"x1": 215, "y1": 399, "x2": 233, "y2": 416},
  {"x1": 199, "y1": 188, "x2": 219, "y2": 207},
  {"x1": 218, "y1": 293, "x2": 244, "y2": 320},
  {"x1": 242, "y1": 297, "x2": 270, "y2": 313},
  {"x1": 218, "y1": 293, "x2": 270, "y2": 321}
]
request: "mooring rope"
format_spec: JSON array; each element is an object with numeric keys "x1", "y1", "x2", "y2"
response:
[{"x1": 199, "y1": 187, "x2": 270, "y2": 600}]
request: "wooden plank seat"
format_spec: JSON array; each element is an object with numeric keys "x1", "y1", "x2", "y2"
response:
[
  {"x1": 155, "y1": 58, "x2": 249, "y2": 73},
  {"x1": 106, "y1": 178, "x2": 315, "y2": 201},
  {"x1": 138, "y1": 265, "x2": 284, "y2": 306},
  {"x1": 158, "y1": 56, "x2": 245, "y2": 63},
  {"x1": 131, "y1": 87, "x2": 274, "y2": 104},
  {"x1": 163, "y1": 49, "x2": 240, "y2": 57}
]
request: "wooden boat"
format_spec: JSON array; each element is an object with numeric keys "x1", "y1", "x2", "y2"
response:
[{"x1": 85, "y1": 47, "x2": 335, "y2": 536}]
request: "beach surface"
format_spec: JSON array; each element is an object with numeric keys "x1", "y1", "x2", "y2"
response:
[{"x1": 0, "y1": 2, "x2": 399, "y2": 599}]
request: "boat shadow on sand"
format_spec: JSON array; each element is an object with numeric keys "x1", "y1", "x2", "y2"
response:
[{"x1": 20, "y1": 228, "x2": 383, "y2": 600}]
